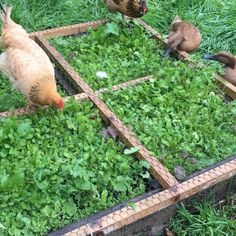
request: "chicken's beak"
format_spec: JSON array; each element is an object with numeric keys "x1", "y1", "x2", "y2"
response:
[
  {"x1": 54, "y1": 97, "x2": 64, "y2": 111},
  {"x1": 59, "y1": 99, "x2": 64, "y2": 111},
  {"x1": 204, "y1": 54, "x2": 216, "y2": 61}
]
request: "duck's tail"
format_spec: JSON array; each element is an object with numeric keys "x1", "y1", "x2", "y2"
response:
[
  {"x1": 0, "y1": 3, "x2": 13, "y2": 28},
  {"x1": 172, "y1": 15, "x2": 182, "y2": 24}
]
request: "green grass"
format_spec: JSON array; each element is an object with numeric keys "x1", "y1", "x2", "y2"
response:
[
  {"x1": 0, "y1": 100, "x2": 150, "y2": 235},
  {"x1": 0, "y1": 0, "x2": 107, "y2": 32},
  {"x1": 51, "y1": 22, "x2": 162, "y2": 90},
  {"x1": 171, "y1": 197, "x2": 236, "y2": 236},
  {"x1": 102, "y1": 61, "x2": 236, "y2": 174}
]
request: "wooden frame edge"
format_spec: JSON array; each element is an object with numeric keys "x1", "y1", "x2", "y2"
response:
[
  {"x1": 215, "y1": 75, "x2": 236, "y2": 100},
  {"x1": 29, "y1": 20, "x2": 107, "y2": 39}
]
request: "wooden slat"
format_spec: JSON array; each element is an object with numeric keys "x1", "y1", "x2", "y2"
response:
[
  {"x1": 96, "y1": 75, "x2": 152, "y2": 95},
  {"x1": 61, "y1": 157, "x2": 236, "y2": 236},
  {"x1": 29, "y1": 20, "x2": 107, "y2": 39},
  {"x1": 215, "y1": 75, "x2": 236, "y2": 100},
  {"x1": 36, "y1": 36, "x2": 178, "y2": 189}
]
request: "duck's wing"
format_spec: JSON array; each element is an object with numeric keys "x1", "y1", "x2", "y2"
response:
[{"x1": 167, "y1": 31, "x2": 184, "y2": 49}]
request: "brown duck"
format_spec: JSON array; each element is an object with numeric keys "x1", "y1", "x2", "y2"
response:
[
  {"x1": 104, "y1": 0, "x2": 147, "y2": 18},
  {"x1": 205, "y1": 51, "x2": 236, "y2": 86},
  {"x1": 163, "y1": 16, "x2": 202, "y2": 57}
]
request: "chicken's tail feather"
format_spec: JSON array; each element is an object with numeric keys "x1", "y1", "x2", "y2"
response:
[
  {"x1": 0, "y1": 4, "x2": 6, "y2": 15},
  {"x1": 0, "y1": 3, "x2": 13, "y2": 25}
]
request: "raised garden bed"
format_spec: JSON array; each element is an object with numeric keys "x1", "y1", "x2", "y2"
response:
[
  {"x1": 0, "y1": 17, "x2": 235, "y2": 236},
  {"x1": 37, "y1": 19, "x2": 236, "y2": 176}
]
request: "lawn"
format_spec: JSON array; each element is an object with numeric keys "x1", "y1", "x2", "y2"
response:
[
  {"x1": 0, "y1": 0, "x2": 235, "y2": 235},
  {"x1": 2, "y1": 0, "x2": 236, "y2": 55},
  {"x1": 171, "y1": 195, "x2": 236, "y2": 236}
]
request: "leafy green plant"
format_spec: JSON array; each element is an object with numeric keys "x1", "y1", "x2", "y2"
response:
[
  {"x1": 51, "y1": 22, "x2": 162, "y2": 90},
  {"x1": 0, "y1": 100, "x2": 150, "y2": 235},
  {"x1": 102, "y1": 61, "x2": 236, "y2": 174}
]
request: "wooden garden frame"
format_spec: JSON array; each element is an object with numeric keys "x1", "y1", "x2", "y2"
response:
[{"x1": 1, "y1": 19, "x2": 236, "y2": 235}]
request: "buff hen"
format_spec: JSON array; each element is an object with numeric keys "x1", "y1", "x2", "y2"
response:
[{"x1": 0, "y1": 4, "x2": 64, "y2": 110}]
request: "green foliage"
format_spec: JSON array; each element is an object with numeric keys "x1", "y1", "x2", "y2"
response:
[
  {"x1": 0, "y1": 1, "x2": 235, "y2": 234},
  {"x1": 51, "y1": 22, "x2": 162, "y2": 90},
  {"x1": 124, "y1": 147, "x2": 140, "y2": 155},
  {"x1": 171, "y1": 199, "x2": 236, "y2": 236},
  {"x1": 102, "y1": 62, "x2": 236, "y2": 174},
  {"x1": 104, "y1": 22, "x2": 120, "y2": 36},
  {"x1": 0, "y1": 100, "x2": 150, "y2": 235}
]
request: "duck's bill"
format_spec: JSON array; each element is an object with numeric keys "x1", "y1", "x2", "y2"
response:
[
  {"x1": 204, "y1": 54, "x2": 216, "y2": 60},
  {"x1": 163, "y1": 48, "x2": 172, "y2": 57}
]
